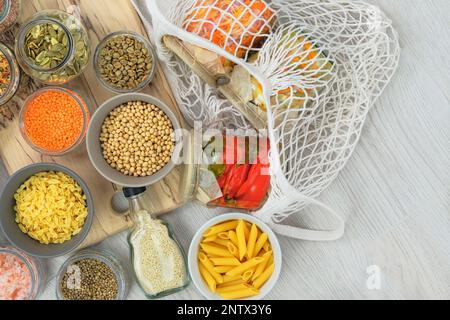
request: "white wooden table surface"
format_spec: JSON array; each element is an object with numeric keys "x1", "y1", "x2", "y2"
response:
[{"x1": 1, "y1": 0, "x2": 449, "y2": 300}]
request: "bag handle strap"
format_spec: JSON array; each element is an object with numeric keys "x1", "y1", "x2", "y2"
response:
[{"x1": 262, "y1": 196, "x2": 345, "y2": 241}]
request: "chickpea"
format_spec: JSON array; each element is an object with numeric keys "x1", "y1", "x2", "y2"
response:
[{"x1": 100, "y1": 101, "x2": 175, "y2": 177}]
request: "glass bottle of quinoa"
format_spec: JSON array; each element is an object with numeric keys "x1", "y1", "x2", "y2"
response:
[{"x1": 123, "y1": 187, "x2": 190, "y2": 299}]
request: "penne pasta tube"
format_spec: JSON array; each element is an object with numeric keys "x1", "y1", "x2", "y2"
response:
[
  {"x1": 246, "y1": 224, "x2": 258, "y2": 259},
  {"x1": 203, "y1": 235, "x2": 217, "y2": 243},
  {"x1": 219, "y1": 279, "x2": 247, "y2": 287},
  {"x1": 204, "y1": 220, "x2": 239, "y2": 237},
  {"x1": 201, "y1": 243, "x2": 234, "y2": 257},
  {"x1": 252, "y1": 251, "x2": 272, "y2": 281},
  {"x1": 228, "y1": 230, "x2": 239, "y2": 247},
  {"x1": 253, "y1": 263, "x2": 274, "y2": 289},
  {"x1": 243, "y1": 221, "x2": 250, "y2": 242},
  {"x1": 213, "y1": 238, "x2": 230, "y2": 247},
  {"x1": 216, "y1": 283, "x2": 249, "y2": 294},
  {"x1": 236, "y1": 220, "x2": 247, "y2": 260},
  {"x1": 198, "y1": 252, "x2": 224, "y2": 284},
  {"x1": 214, "y1": 265, "x2": 234, "y2": 273},
  {"x1": 219, "y1": 285, "x2": 259, "y2": 300},
  {"x1": 210, "y1": 257, "x2": 241, "y2": 266},
  {"x1": 253, "y1": 233, "x2": 268, "y2": 257},
  {"x1": 217, "y1": 232, "x2": 230, "y2": 240},
  {"x1": 222, "y1": 273, "x2": 243, "y2": 283},
  {"x1": 199, "y1": 263, "x2": 217, "y2": 293},
  {"x1": 227, "y1": 242, "x2": 240, "y2": 258},
  {"x1": 226, "y1": 257, "x2": 264, "y2": 277},
  {"x1": 262, "y1": 241, "x2": 271, "y2": 252}
]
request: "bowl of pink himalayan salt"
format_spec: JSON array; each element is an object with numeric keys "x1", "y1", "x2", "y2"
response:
[{"x1": 0, "y1": 245, "x2": 46, "y2": 300}]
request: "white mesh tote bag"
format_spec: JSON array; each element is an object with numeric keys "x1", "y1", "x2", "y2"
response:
[{"x1": 133, "y1": 0, "x2": 400, "y2": 241}]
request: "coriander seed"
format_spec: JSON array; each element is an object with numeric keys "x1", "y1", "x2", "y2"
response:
[{"x1": 60, "y1": 258, "x2": 119, "y2": 300}]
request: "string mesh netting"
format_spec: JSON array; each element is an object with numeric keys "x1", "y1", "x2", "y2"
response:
[{"x1": 143, "y1": 0, "x2": 400, "y2": 240}]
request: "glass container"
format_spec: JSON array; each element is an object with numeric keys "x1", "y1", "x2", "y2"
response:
[
  {"x1": 0, "y1": 0, "x2": 22, "y2": 33},
  {"x1": 0, "y1": 42, "x2": 20, "y2": 106},
  {"x1": 94, "y1": 31, "x2": 156, "y2": 93},
  {"x1": 202, "y1": 134, "x2": 271, "y2": 211},
  {"x1": 19, "y1": 86, "x2": 90, "y2": 156},
  {"x1": 15, "y1": 9, "x2": 91, "y2": 85},
  {"x1": 56, "y1": 249, "x2": 129, "y2": 300},
  {"x1": 123, "y1": 187, "x2": 190, "y2": 299},
  {"x1": 0, "y1": 244, "x2": 46, "y2": 300}
]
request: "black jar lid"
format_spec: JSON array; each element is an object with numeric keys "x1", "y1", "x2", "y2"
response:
[{"x1": 123, "y1": 187, "x2": 147, "y2": 198}]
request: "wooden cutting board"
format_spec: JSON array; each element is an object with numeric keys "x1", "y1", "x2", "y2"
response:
[{"x1": 0, "y1": 0, "x2": 197, "y2": 248}]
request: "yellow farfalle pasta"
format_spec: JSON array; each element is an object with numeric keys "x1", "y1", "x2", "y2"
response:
[
  {"x1": 14, "y1": 171, "x2": 88, "y2": 245},
  {"x1": 198, "y1": 219, "x2": 275, "y2": 300}
]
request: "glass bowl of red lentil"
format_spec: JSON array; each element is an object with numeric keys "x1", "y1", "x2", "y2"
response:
[
  {"x1": 0, "y1": 42, "x2": 21, "y2": 106},
  {"x1": 93, "y1": 31, "x2": 156, "y2": 94},
  {"x1": 0, "y1": 0, "x2": 22, "y2": 34},
  {"x1": 19, "y1": 86, "x2": 90, "y2": 156},
  {"x1": 0, "y1": 245, "x2": 46, "y2": 300},
  {"x1": 55, "y1": 249, "x2": 129, "y2": 300}
]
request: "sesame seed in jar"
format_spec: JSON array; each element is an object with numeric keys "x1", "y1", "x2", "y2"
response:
[{"x1": 130, "y1": 211, "x2": 188, "y2": 296}]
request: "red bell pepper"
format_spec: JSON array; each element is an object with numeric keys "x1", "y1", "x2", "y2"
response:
[
  {"x1": 216, "y1": 164, "x2": 233, "y2": 189},
  {"x1": 235, "y1": 162, "x2": 270, "y2": 204}
]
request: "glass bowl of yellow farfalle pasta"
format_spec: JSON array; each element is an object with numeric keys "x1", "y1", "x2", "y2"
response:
[
  {"x1": 0, "y1": 163, "x2": 94, "y2": 258},
  {"x1": 188, "y1": 213, "x2": 282, "y2": 300}
]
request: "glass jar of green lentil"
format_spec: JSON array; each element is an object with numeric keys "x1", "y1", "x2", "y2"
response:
[{"x1": 15, "y1": 9, "x2": 91, "y2": 85}]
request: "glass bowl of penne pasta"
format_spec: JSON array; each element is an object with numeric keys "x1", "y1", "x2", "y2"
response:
[{"x1": 188, "y1": 213, "x2": 282, "y2": 300}]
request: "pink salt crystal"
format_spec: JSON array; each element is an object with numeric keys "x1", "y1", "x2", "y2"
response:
[{"x1": 0, "y1": 252, "x2": 32, "y2": 300}]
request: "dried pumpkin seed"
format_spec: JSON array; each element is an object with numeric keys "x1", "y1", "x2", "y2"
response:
[
  {"x1": 20, "y1": 11, "x2": 91, "y2": 84},
  {"x1": 25, "y1": 23, "x2": 69, "y2": 69}
]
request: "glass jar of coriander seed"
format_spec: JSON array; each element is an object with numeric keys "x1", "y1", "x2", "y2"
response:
[
  {"x1": 15, "y1": 9, "x2": 90, "y2": 85},
  {"x1": 56, "y1": 249, "x2": 129, "y2": 300}
]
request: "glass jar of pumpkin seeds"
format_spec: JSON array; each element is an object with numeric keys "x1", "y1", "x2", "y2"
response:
[{"x1": 15, "y1": 9, "x2": 90, "y2": 85}]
